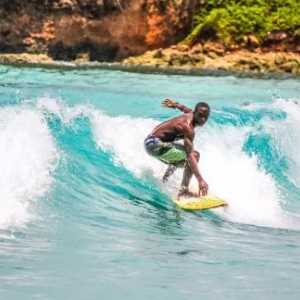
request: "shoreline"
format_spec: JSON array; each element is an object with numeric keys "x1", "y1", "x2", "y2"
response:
[{"x1": 0, "y1": 52, "x2": 299, "y2": 80}]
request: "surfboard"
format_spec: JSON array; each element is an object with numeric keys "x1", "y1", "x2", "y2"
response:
[{"x1": 173, "y1": 195, "x2": 227, "y2": 211}]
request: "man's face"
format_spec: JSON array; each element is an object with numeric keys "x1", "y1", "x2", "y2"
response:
[{"x1": 194, "y1": 107, "x2": 209, "y2": 126}]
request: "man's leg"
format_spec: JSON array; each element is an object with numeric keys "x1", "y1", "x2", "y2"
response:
[
  {"x1": 178, "y1": 151, "x2": 200, "y2": 198},
  {"x1": 159, "y1": 143, "x2": 186, "y2": 182},
  {"x1": 162, "y1": 164, "x2": 177, "y2": 182}
]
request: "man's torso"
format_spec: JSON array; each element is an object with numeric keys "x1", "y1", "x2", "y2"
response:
[{"x1": 150, "y1": 113, "x2": 194, "y2": 142}]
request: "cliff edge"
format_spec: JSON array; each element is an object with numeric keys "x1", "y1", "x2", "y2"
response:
[{"x1": 0, "y1": 0, "x2": 196, "y2": 61}]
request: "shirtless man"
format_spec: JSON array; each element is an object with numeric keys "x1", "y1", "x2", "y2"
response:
[{"x1": 144, "y1": 99, "x2": 210, "y2": 198}]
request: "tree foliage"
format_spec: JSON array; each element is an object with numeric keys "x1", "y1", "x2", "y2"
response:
[{"x1": 185, "y1": 0, "x2": 300, "y2": 45}]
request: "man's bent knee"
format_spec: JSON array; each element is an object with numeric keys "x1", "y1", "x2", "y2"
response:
[{"x1": 192, "y1": 151, "x2": 200, "y2": 162}]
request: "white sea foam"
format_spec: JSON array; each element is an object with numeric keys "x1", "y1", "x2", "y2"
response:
[
  {"x1": 198, "y1": 125, "x2": 283, "y2": 226},
  {"x1": 262, "y1": 99, "x2": 300, "y2": 188},
  {"x1": 90, "y1": 112, "x2": 163, "y2": 176},
  {"x1": 0, "y1": 106, "x2": 58, "y2": 229},
  {"x1": 37, "y1": 97, "x2": 88, "y2": 124}
]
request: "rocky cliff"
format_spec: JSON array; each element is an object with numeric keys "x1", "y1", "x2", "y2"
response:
[{"x1": 0, "y1": 0, "x2": 197, "y2": 61}]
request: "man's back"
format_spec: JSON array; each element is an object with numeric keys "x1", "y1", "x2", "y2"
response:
[{"x1": 151, "y1": 113, "x2": 193, "y2": 142}]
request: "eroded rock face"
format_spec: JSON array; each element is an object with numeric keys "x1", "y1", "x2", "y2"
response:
[
  {"x1": 0, "y1": 0, "x2": 196, "y2": 61},
  {"x1": 145, "y1": 0, "x2": 197, "y2": 48}
]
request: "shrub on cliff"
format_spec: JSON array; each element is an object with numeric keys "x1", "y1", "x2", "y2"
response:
[{"x1": 185, "y1": 0, "x2": 300, "y2": 46}]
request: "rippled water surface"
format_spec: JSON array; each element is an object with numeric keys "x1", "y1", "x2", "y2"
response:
[{"x1": 0, "y1": 66, "x2": 300, "y2": 299}]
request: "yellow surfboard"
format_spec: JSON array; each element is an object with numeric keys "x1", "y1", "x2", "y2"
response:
[{"x1": 173, "y1": 195, "x2": 227, "y2": 211}]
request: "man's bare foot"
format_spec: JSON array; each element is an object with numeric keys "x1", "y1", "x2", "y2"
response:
[{"x1": 177, "y1": 189, "x2": 198, "y2": 200}]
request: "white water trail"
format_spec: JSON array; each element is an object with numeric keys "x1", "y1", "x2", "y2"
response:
[{"x1": 0, "y1": 106, "x2": 59, "y2": 230}]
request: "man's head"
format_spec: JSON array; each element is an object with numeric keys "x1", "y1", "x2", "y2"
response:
[{"x1": 193, "y1": 102, "x2": 210, "y2": 126}]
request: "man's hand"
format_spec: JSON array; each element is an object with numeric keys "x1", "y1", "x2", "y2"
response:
[
  {"x1": 162, "y1": 98, "x2": 177, "y2": 109},
  {"x1": 198, "y1": 179, "x2": 208, "y2": 196},
  {"x1": 162, "y1": 99, "x2": 192, "y2": 113}
]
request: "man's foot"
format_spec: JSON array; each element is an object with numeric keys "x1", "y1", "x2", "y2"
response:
[
  {"x1": 177, "y1": 187, "x2": 198, "y2": 199},
  {"x1": 162, "y1": 165, "x2": 177, "y2": 182}
]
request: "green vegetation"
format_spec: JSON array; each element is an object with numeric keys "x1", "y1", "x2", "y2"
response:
[{"x1": 185, "y1": 0, "x2": 300, "y2": 45}]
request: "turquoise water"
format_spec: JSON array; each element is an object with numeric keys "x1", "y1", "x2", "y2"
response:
[{"x1": 0, "y1": 65, "x2": 300, "y2": 299}]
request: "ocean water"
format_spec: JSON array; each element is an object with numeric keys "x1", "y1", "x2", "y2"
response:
[{"x1": 0, "y1": 65, "x2": 300, "y2": 299}]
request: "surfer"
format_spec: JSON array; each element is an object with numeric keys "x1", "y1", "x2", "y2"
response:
[{"x1": 144, "y1": 99, "x2": 210, "y2": 198}]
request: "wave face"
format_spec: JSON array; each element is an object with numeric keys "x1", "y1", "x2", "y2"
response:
[{"x1": 0, "y1": 66, "x2": 300, "y2": 300}]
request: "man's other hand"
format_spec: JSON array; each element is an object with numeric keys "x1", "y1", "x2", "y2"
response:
[{"x1": 198, "y1": 179, "x2": 208, "y2": 196}]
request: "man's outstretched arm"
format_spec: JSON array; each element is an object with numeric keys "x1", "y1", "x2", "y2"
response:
[
  {"x1": 183, "y1": 129, "x2": 208, "y2": 196},
  {"x1": 162, "y1": 99, "x2": 192, "y2": 113}
]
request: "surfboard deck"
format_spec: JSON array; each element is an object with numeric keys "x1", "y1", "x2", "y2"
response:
[{"x1": 173, "y1": 195, "x2": 227, "y2": 211}]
